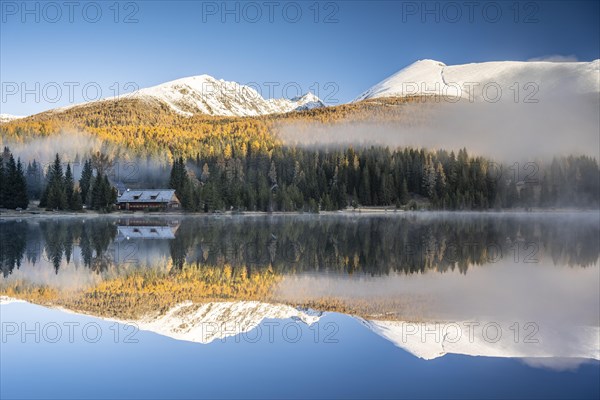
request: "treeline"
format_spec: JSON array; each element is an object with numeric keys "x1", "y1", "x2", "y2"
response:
[
  {"x1": 2, "y1": 144, "x2": 599, "y2": 213},
  {"x1": 170, "y1": 147, "x2": 600, "y2": 212}
]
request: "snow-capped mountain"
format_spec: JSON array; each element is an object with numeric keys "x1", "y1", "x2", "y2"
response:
[
  {"x1": 5, "y1": 59, "x2": 599, "y2": 120},
  {"x1": 0, "y1": 114, "x2": 24, "y2": 123},
  {"x1": 127, "y1": 75, "x2": 325, "y2": 117},
  {"x1": 355, "y1": 59, "x2": 600, "y2": 102}
]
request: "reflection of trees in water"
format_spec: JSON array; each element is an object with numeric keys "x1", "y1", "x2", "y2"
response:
[
  {"x1": 170, "y1": 215, "x2": 600, "y2": 275},
  {"x1": 0, "y1": 215, "x2": 599, "y2": 278},
  {"x1": 40, "y1": 219, "x2": 117, "y2": 274},
  {"x1": 0, "y1": 221, "x2": 27, "y2": 277},
  {"x1": 0, "y1": 219, "x2": 117, "y2": 277},
  {"x1": 85, "y1": 221, "x2": 117, "y2": 273}
]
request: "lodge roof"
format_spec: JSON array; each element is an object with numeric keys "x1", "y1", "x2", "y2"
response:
[{"x1": 117, "y1": 190, "x2": 177, "y2": 203}]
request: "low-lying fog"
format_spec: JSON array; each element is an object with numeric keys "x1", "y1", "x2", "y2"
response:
[{"x1": 277, "y1": 94, "x2": 600, "y2": 163}]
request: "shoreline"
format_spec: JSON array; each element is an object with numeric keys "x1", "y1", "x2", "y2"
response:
[{"x1": 1, "y1": 207, "x2": 599, "y2": 220}]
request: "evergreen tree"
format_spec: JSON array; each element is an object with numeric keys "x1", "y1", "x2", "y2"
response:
[
  {"x1": 169, "y1": 157, "x2": 195, "y2": 210},
  {"x1": 169, "y1": 157, "x2": 186, "y2": 192},
  {"x1": 79, "y1": 159, "x2": 93, "y2": 205},
  {"x1": 3, "y1": 155, "x2": 28, "y2": 209},
  {"x1": 91, "y1": 174, "x2": 103, "y2": 210},
  {"x1": 422, "y1": 155, "x2": 437, "y2": 200},
  {"x1": 41, "y1": 154, "x2": 67, "y2": 210},
  {"x1": 103, "y1": 175, "x2": 117, "y2": 209},
  {"x1": 435, "y1": 162, "x2": 447, "y2": 199},
  {"x1": 25, "y1": 160, "x2": 42, "y2": 200},
  {"x1": 399, "y1": 178, "x2": 409, "y2": 205},
  {"x1": 71, "y1": 188, "x2": 83, "y2": 211},
  {"x1": 359, "y1": 167, "x2": 371, "y2": 205},
  {"x1": 90, "y1": 174, "x2": 117, "y2": 211},
  {"x1": 64, "y1": 163, "x2": 75, "y2": 209},
  {"x1": 14, "y1": 159, "x2": 29, "y2": 209},
  {"x1": 0, "y1": 156, "x2": 4, "y2": 207}
]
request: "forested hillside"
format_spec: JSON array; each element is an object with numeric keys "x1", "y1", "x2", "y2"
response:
[
  {"x1": 0, "y1": 97, "x2": 428, "y2": 160},
  {"x1": 1, "y1": 96, "x2": 598, "y2": 211}
]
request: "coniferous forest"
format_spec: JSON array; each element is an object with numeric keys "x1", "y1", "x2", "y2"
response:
[
  {"x1": 0, "y1": 148, "x2": 116, "y2": 211},
  {"x1": 1, "y1": 143, "x2": 598, "y2": 212},
  {"x1": 169, "y1": 147, "x2": 600, "y2": 212},
  {"x1": 1, "y1": 144, "x2": 598, "y2": 212}
]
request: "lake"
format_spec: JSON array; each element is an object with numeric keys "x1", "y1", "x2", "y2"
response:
[{"x1": 1, "y1": 212, "x2": 599, "y2": 399}]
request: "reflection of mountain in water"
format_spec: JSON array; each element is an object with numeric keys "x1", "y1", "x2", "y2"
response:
[
  {"x1": 1, "y1": 214, "x2": 598, "y2": 367},
  {"x1": 147, "y1": 305, "x2": 599, "y2": 363},
  {"x1": 358, "y1": 318, "x2": 600, "y2": 363},
  {"x1": 128, "y1": 299, "x2": 600, "y2": 363},
  {"x1": 5, "y1": 295, "x2": 594, "y2": 365},
  {"x1": 133, "y1": 301, "x2": 321, "y2": 344}
]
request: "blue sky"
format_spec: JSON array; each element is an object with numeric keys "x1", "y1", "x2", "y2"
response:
[{"x1": 1, "y1": 0, "x2": 599, "y2": 115}]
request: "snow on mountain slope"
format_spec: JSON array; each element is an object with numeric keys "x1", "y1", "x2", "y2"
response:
[
  {"x1": 0, "y1": 114, "x2": 24, "y2": 123},
  {"x1": 358, "y1": 318, "x2": 600, "y2": 361},
  {"x1": 129, "y1": 75, "x2": 325, "y2": 117},
  {"x1": 134, "y1": 301, "x2": 322, "y2": 344},
  {"x1": 0, "y1": 296, "x2": 25, "y2": 305},
  {"x1": 355, "y1": 59, "x2": 600, "y2": 102}
]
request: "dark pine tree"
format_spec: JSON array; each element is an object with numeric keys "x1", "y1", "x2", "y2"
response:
[
  {"x1": 42, "y1": 154, "x2": 67, "y2": 210},
  {"x1": 3, "y1": 155, "x2": 29, "y2": 209},
  {"x1": 79, "y1": 159, "x2": 93, "y2": 207},
  {"x1": 14, "y1": 158, "x2": 29, "y2": 209},
  {"x1": 25, "y1": 160, "x2": 43, "y2": 200},
  {"x1": 0, "y1": 156, "x2": 5, "y2": 208},
  {"x1": 64, "y1": 163, "x2": 75, "y2": 209},
  {"x1": 91, "y1": 173, "x2": 117, "y2": 211}
]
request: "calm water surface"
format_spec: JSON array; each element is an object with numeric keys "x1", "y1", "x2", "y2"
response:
[{"x1": 1, "y1": 212, "x2": 599, "y2": 399}]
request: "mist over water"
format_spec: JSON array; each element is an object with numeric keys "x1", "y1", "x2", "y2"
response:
[{"x1": 275, "y1": 259, "x2": 600, "y2": 325}]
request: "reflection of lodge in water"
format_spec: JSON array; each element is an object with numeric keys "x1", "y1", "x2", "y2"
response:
[{"x1": 116, "y1": 219, "x2": 180, "y2": 241}]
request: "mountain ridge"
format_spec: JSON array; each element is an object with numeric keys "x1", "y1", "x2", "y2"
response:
[
  {"x1": 355, "y1": 58, "x2": 600, "y2": 102},
  {"x1": 127, "y1": 75, "x2": 326, "y2": 117},
  {"x1": 3, "y1": 58, "x2": 599, "y2": 121},
  {"x1": 41, "y1": 75, "x2": 326, "y2": 119}
]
